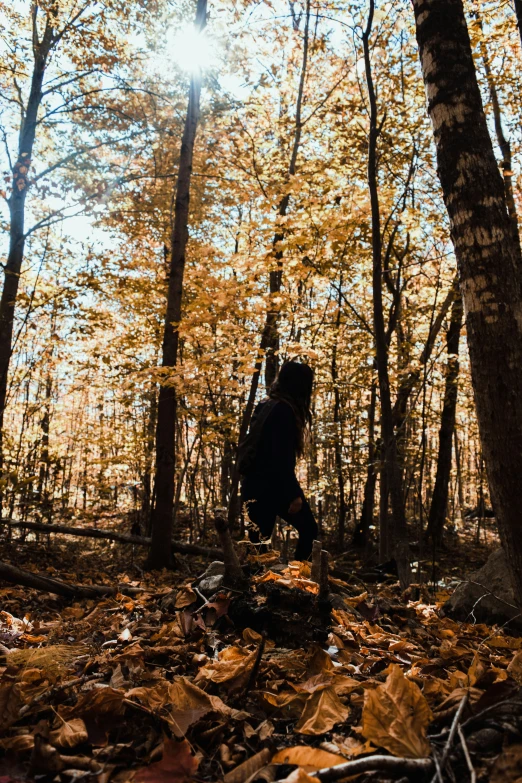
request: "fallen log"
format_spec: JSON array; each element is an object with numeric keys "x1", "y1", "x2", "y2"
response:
[
  {"x1": 5, "y1": 519, "x2": 221, "y2": 559},
  {"x1": 0, "y1": 560, "x2": 143, "y2": 599}
]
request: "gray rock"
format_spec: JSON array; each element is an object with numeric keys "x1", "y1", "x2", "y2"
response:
[
  {"x1": 444, "y1": 548, "x2": 521, "y2": 627},
  {"x1": 197, "y1": 561, "x2": 225, "y2": 596}
]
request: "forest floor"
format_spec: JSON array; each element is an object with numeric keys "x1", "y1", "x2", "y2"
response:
[{"x1": 1, "y1": 519, "x2": 521, "y2": 783}]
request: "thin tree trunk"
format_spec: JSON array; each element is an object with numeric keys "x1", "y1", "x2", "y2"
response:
[
  {"x1": 264, "y1": 0, "x2": 311, "y2": 387},
  {"x1": 413, "y1": 0, "x2": 522, "y2": 601},
  {"x1": 473, "y1": 6, "x2": 519, "y2": 240},
  {"x1": 226, "y1": 4, "x2": 312, "y2": 523},
  {"x1": 142, "y1": 391, "x2": 157, "y2": 533},
  {"x1": 226, "y1": 331, "x2": 269, "y2": 526},
  {"x1": 392, "y1": 278, "x2": 458, "y2": 432},
  {"x1": 331, "y1": 278, "x2": 346, "y2": 548},
  {"x1": 0, "y1": 10, "x2": 55, "y2": 515},
  {"x1": 454, "y1": 429, "x2": 465, "y2": 518},
  {"x1": 363, "y1": 0, "x2": 410, "y2": 585},
  {"x1": 427, "y1": 294, "x2": 463, "y2": 546},
  {"x1": 353, "y1": 380, "x2": 377, "y2": 547},
  {"x1": 147, "y1": 0, "x2": 207, "y2": 569},
  {"x1": 514, "y1": 0, "x2": 522, "y2": 51}
]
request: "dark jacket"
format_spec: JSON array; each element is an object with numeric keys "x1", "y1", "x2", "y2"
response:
[{"x1": 241, "y1": 399, "x2": 302, "y2": 508}]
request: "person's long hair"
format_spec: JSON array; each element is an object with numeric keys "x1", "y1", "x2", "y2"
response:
[{"x1": 269, "y1": 361, "x2": 314, "y2": 456}]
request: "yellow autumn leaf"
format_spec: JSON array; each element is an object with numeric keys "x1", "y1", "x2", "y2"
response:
[{"x1": 362, "y1": 664, "x2": 432, "y2": 757}]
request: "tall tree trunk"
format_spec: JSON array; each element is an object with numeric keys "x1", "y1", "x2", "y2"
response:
[
  {"x1": 427, "y1": 293, "x2": 463, "y2": 546},
  {"x1": 413, "y1": 0, "x2": 522, "y2": 600},
  {"x1": 147, "y1": 0, "x2": 207, "y2": 569},
  {"x1": 363, "y1": 0, "x2": 410, "y2": 585},
  {"x1": 264, "y1": 0, "x2": 311, "y2": 387},
  {"x1": 0, "y1": 9, "x2": 55, "y2": 515}
]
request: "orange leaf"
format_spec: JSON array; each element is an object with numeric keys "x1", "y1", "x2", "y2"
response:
[{"x1": 272, "y1": 745, "x2": 347, "y2": 770}]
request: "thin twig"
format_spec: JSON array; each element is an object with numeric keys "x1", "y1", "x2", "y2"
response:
[
  {"x1": 430, "y1": 691, "x2": 469, "y2": 783},
  {"x1": 274, "y1": 756, "x2": 433, "y2": 783},
  {"x1": 457, "y1": 724, "x2": 476, "y2": 783},
  {"x1": 243, "y1": 634, "x2": 266, "y2": 696}
]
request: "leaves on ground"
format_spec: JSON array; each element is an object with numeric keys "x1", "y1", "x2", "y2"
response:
[{"x1": 1, "y1": 539, "x2": 522, "y2": 782}]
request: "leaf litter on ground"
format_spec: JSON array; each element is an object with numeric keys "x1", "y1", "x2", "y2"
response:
[{"x1": 0, "y1": 534, "x2": 522, "y2": 782}]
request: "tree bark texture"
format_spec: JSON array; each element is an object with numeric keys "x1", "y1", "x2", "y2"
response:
[
  {"x1": 427, "y1": 293, "x2": 463, "y2": 546},
  {"x1": 413, "y1": 0, "x2": 522, "y2": 600},
  {"x1": 0, "y1": 10, "x2": 55, "y2": 510},
  {"x1": 363, "y1": 0, "x2": 410, "y2": 585},
  {"x1": 148, "y1": 0, "x2": 207, "y2": 569}
]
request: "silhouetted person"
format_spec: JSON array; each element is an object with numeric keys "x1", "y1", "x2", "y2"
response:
[{"x1": 240, "y1": 361, "x2": 318, "y2": 559}]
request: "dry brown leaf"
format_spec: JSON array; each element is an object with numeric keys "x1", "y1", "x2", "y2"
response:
[
  {"x1": 175, "y1": 586, "x2": 197, "y2": 609},
  {"x1": 59, "y1": 686, "x2": 125, "y2": 720},
  {"x1": 362, "y1": 664, "x2": 432, "y2": 757},
  {"x1": 243, "y1": 627, "x2": 263, "y2": 643},
  {"x1": 467, "y1": 653, "x2": 486, "y2": 686},
  {"x1": 50, "y1": 717, "x2": 88, "y2": 749},
  {"x1": 0, "y1": 733, "x2": 35, "y2": 752},
  {"x1": 127, "y1": 676, "x2": 248, "y2": 736},
  {"x1": 485, "y1": 636, "x2": 522, "y2": 650},
  {"x1": 272, "y1": 746, "x2": 346, "y2": 771},
  {"x1": 134, "y1": 738, "x2": 198, "y2": 783},
  {"x1": 490, "y1": 742, "x2": 522, "y2": 783},
  {"x1": 337, "y1": 736, "x2": 376, "y2": 757},
  {"x1": 434, "y1": 686, "x2": 482, "y2": 713},
  {"x1": 194, "y1": 645, "x2": 257, "y2": 689},
  {"x1": 0, "y1": 682, "x2": 24, "y2": 730},
  {"x1": 224, "y1": 748, "x2": 272, "y2": 783},
  {"x1": 168, "y1": 677, "x2": 226, "y2": 736},
  {"x1": 507, "y1": 651, "x2": 522, "y2": 685},
  {"x1": 262, "y1": 689, "x2": 307, "y2": 719},
  {"x1": 296, "y1": 686, "x2": 350, "y2": 735}
]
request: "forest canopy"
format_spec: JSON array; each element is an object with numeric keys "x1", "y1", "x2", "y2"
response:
[
  {"x1": 4, "y1": 1, "x2": 522, "y2": 781},
  {"x1": 2, "y1": 0, "x2": 508, "y2": 548}
]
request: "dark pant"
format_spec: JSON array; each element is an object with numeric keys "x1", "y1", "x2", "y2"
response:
[{"x1": 241, "y1": 483, "x2": 318, "y2": 560}]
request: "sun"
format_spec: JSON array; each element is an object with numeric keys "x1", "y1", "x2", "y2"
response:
[{"x1": 168, "y1": 25, "x2": 217, "y2": 74}]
